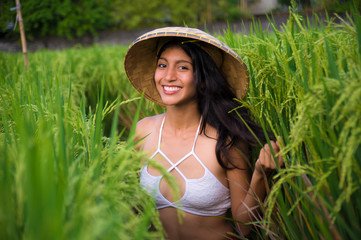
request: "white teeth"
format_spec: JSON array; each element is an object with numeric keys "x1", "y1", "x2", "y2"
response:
[{"x1": 164, "y1": 86, "x2": 181, "y2": 91}]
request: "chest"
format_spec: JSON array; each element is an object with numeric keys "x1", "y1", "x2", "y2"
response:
[{"x1": 142, "y1": 130, "x2": 228, "y2": 189}]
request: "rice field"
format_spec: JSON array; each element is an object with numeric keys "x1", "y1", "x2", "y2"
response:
[{"x1": 1, "y1": 10, "x2": 360, "y2": 239}]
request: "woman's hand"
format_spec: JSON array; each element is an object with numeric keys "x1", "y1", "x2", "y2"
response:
[{"x1": 255, "y1": 140, "x2": 284, "y2": 175}]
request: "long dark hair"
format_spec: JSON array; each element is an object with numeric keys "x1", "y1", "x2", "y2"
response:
[{"x1": 158, "y1": 40, "x2": 270, "y2": 169}]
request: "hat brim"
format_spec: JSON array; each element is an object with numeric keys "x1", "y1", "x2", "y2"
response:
[{"x1": 124, "y1": 27, "x2": 249, "y2": 107}]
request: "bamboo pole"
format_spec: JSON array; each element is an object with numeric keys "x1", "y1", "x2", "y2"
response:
[
  {"x1": 239, "y1": 0, "x2": 247, "y2": 10},
  {"x1": 15, "y1": 0, "x2": 28, "y2": 70},
  {"x1": 206, "y1": 0, "x2": 212, "y2": 23}
]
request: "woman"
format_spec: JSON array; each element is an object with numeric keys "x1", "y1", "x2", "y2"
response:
[{"x1": 124, "y1": 27, "x2": 283, "y2": 239}]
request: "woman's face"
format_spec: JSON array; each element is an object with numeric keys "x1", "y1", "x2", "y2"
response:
[{"x1": 154, "y1": 45, "x2": 197, "y2": 107}]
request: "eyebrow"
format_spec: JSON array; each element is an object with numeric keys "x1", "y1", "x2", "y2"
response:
[{"x1": 158, "y1": 57, "x2": 193, "y2": 65}]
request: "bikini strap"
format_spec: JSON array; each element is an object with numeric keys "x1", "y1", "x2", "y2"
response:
[
  {"x1": 157, "y1": 116, "x2": 166, "y2": 150},
  {"x1": 191, "y1": 117, "x2": 202, "y2": 152},
  {"x1": 159, "y1": 115, "x2": 202, "y2": 152}
]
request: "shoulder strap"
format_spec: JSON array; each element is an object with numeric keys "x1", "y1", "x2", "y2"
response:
[
  {"x1": 191, "y1": 117, "x2": 202, "y2": 152},
  {"x1": 157, "y1": 116, "x2": 166, "y2": 150}
]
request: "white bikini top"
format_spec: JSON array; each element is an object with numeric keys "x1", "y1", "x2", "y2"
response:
[{"x1": 140, "y1": 116, "x2": 231, "y2": 216}]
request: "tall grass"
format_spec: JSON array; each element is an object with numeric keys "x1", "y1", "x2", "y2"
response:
[
  {"x1": 220, "y1": 10, "x2": 361, "y2": 239},
  {"x1": 0, "y1": 53, "x2": 164, "y2": 239},
  {"x1": 1, "y1": 45, "x2": 163, "y2": 136},
  {"x1": 1, "y1": 9, "x2": 360, "y2": 240}
]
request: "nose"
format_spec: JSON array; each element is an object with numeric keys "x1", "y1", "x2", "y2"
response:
[{"x1": 164, "y1": 67, "x2": 176, "y2": 82}]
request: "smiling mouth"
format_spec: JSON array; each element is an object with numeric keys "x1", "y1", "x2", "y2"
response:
[{"x1": 163, "y1": 86, "x2": 181, "y2": 93}]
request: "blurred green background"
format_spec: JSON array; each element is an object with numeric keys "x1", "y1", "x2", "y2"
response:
[{"x1": 1, "y1": 0, "x2": 359, "y2": 40}]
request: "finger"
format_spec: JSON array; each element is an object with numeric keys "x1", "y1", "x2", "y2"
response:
[
  {"x1": 259, "y1": 147, "x2": 266, "y2": 162},
  {"x1": 264, "y1": 142, "x2": 279, "y2": 164},
  {"x1": 270, "y1": 141, "x2": 281, "y2": 167},
  {"x1": 271, "y1": 141, "x2": 280, "y2": 152},
  {"x1": 264, "y1": 146, "x2": 275, "y2": 165}
]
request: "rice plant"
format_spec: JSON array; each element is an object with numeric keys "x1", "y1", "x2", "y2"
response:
[
  {"x1": 0, "y1": 56, "x2": 164, "y2": 239},
  {"x1": 220, "y1": 9, "x2": 361, "y2": 239}
]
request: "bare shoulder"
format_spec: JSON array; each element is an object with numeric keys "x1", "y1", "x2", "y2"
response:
[
  {"x1": 202, "y1": 123, "x2": 250, "y2": 170},
  {"x1": 228, "y1": 141, "x2": 251, "y2": 170},
  {"x1": 135, "y1": 113, "x2": 164, "y2": 142}
]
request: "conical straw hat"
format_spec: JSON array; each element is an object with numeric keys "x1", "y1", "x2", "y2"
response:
[{"x1": 124, "y1": 27, "x2": 249, "y2": 106}]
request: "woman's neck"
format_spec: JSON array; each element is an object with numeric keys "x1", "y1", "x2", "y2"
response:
[{"x1": 164, "y1": 103, "x2": 201, "y2": 135}]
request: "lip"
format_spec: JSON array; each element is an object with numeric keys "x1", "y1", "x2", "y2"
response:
[{"x1": 162, "y1": 85, "x2": 181, "y2": 94}]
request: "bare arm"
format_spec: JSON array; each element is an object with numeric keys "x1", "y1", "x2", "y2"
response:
[{"x1": 227, "y1": 141, "x2": 283, "y2": 236}]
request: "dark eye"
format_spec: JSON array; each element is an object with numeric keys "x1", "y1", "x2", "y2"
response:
[
  {"x1": 179, "y1": 66, "x2": 188, "y2": 70},
  {"x1": 158, "y1": 63, "x2": 166, "y2": 68}
]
